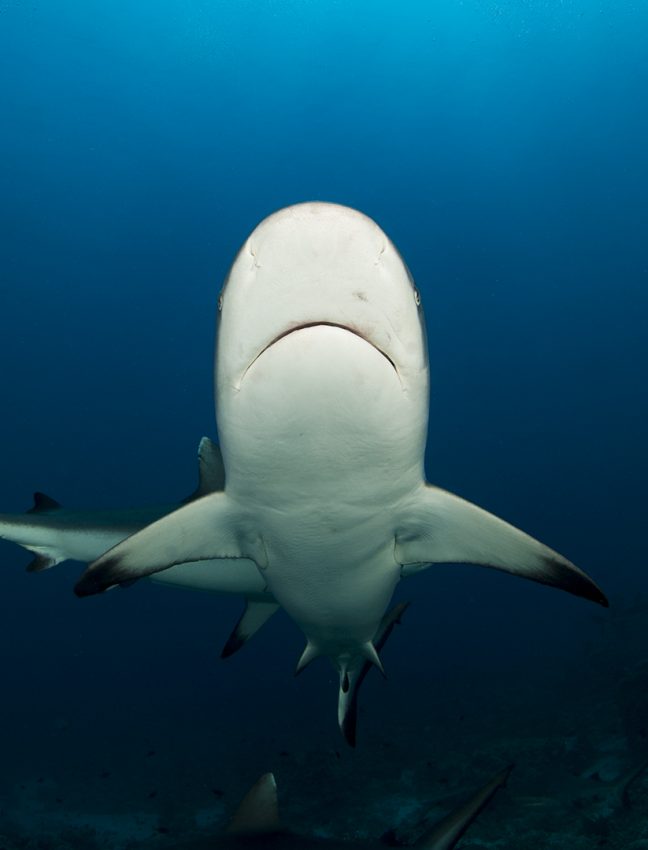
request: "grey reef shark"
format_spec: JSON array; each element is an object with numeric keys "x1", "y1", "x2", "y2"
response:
[
  {"x1": 1, "y1": 202, "x2": 607, "y2": 743},
  {"x1": 163, "y1": 764, "x2": 512, "y2": 849}
]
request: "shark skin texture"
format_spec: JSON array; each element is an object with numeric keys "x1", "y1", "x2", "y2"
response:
[
  {"x1": 69, "y1": 202, "x2": 607, "y2": 727},
  {"x1": 167, "y1": 764, "x2": 513, "y2": 849}
]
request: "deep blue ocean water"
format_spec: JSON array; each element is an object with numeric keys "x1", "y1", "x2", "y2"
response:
[{"x1": 1, "y1": 2, "x2": 647, "y2": 847}]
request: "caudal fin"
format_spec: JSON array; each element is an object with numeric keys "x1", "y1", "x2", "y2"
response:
[{"x1": 338, "y1": 601, "x2": 409, "y2": 747}]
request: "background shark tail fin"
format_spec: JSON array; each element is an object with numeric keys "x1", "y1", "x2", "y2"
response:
[{"x1": 226, "y1": 773, "x2": 283, "y2": 836}]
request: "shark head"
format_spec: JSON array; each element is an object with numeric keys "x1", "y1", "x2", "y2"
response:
[
  {"x1": 215, "y1": 201, "x2": 429, "y2": 397},
  {"x1": 214, "y1": 201, "x2": 431, "y2": 515}
]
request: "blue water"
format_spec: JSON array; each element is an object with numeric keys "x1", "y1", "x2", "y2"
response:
[{"x1": 1, "y1": 1, "x2": 647, "y2": 846}]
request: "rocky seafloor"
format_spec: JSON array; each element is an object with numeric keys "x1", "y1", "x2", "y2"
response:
[
  {"x1": 2, "y1": 655, "x2": 648, "y2": 848},
  {"x1": 1, "y1": 592, "x2": 648, "y2": 850}
]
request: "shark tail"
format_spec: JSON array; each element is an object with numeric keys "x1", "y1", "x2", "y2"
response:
[{"x1": 338, "y1": 601, "x2": 410, "y2": 747}]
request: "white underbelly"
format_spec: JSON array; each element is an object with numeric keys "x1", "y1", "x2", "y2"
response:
[
  {"x1": 263, "y1": 529, "x2": 401, "y2": 650},
  {"x1": 221, "y1": 325, "x2": 422, "y2": 510},
  {"x1": 218, "y1": 325, "x2": 422, "y2": 648}
]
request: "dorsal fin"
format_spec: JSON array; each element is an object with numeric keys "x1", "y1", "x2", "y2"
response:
[
  {"x1": 183, "y1": 437, "x2": 225, "y2": 503},
  {"x1": 225, "y1": 773, "x2": 282, "y2": 836},
  {"x1": 27, "y1": 492, "x2": 62, "y2": 514}
]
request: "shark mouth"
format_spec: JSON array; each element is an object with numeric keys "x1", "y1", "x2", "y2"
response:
[{"x1": 242, "y1": 321, "x2": 399, "y2": 383}]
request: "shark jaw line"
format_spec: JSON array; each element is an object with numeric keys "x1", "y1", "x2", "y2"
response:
[{"x1": 238, "y1": 321, "x2": 400, "y2": 387}]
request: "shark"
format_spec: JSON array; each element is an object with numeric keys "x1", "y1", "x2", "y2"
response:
[
  {"x1": 73, "y1": 201, "x2": 607, "y2": 724},
  {"x1": 168, "y1": 764, "x2": 513, "y2": 849}
]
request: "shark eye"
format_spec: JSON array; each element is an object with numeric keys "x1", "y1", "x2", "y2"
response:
[
  {"x1": 217, "y1": 294, "x2": 223, "y2": 312},
  {"x1": 413, "y1": 288, "x2": 421, "y2": 306}
]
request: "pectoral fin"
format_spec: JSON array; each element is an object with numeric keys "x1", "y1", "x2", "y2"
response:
[
  {"x1": 74, "y1": 493, "x2": 266, "y2": 597},
  {"x1": 396, "y1": 485, "x2": 607, "y2": 607}
]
